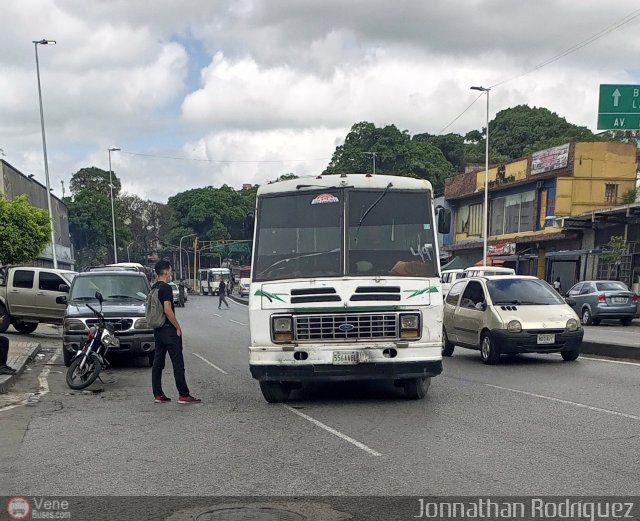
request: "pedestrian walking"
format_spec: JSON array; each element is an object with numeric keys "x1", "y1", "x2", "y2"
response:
[
  {"x1": 218, "y1": 280, "x2": 230, "y2": 309},
  {"x1": 552, "y1": 277, "x2": 562, "y2": 293},
  {"x1": 0, "y1": 336, "x2": 17, "y2": 375},
  {"x1": 149, "y1": 260, "x2": 201, "y2": 404}
]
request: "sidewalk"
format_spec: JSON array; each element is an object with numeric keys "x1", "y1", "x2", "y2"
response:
[{"x1": 0, "y1": 340, "x2": 41, "y2": 393}]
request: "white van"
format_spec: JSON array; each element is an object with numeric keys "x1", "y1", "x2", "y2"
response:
[
  {"x1": 441, "y1": 269, "x2": 465, "y2": 296},
  {"x1": 461, "y1": 266, "x2": 516, "y2": 278}
]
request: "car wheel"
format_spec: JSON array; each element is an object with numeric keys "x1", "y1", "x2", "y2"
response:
[
  {"x1": 0, "y1": 304, "x2": 10, "y2": 333},
  {"x1": 442, "y1": 328, "x2": 455, "y2": 357},
  {"x1": 480, "y1": 331, "x2": 500, "y2": 365},
  {"x1": 403, "y1": 377, "x2": 430, "y2": 399},
  {"x1": 12, "y1": 321, "x2": 38, "y2": 334},
  {"x1": 621, "y1": 317, "x2": 633, "y2": 326},
  {"x1": 581, "y1": 308, "x2": 593, "y2": 326},
  {"x1": 259, "y1": 381, "x2": 291, "y2": 403},
  {"x1": 63, "y1": 348, "x2": 74, "y2": 368},
  {"x1": 561, "y1": 349, "x2": 580, "y2": 361}
]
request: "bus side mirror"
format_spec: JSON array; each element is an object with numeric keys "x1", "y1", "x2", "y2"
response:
[
  {"x1": 245, "y1": 213, "x2": 255, "y2": 239},
  {"x1": 437, "y1": 208, "x2": 451, "y2": 235}
]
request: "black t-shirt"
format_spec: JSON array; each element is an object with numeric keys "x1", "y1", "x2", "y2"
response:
[
  {"x1": 153, "y1": 281, "x2": 174, "y2": 326},
  {"x1": 219, "y1": 281, "x2": 226, "y2": 292}
]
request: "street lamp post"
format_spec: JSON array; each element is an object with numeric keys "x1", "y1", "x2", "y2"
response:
[
  {"x1": 179, "y1": 233, "x2": 196, "y2": 280},
  {"x1": 33, "y1": 39, "x2": 58, "y2": 269},
  {"x1": 471, "y1": 86, "x2": 491, "y2": 267},
  {"x1": 126, "y1": 241, "x2": 134, "y2": 262},
  {"x1": 364, "y1": 152, "x2": 377, "y2": 175},
  {"x1": 108, "y1": 147, "x2": 120, "y2": 263}
]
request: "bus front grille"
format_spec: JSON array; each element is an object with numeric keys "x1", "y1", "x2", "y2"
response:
[{"x1": 294, "y1": 313, "x2": 399, "y2": 342}]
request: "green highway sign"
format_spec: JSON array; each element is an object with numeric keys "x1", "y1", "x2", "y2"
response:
[{"x1": 598, "y1": 84, "x2": 640, "y2": 129}]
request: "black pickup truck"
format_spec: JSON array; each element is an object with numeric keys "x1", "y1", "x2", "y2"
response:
[{"x1": 59, "y1": 270, "x2": 155, "y2": 367}]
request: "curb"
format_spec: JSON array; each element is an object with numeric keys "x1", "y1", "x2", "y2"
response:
[
  {"x1": 229, "y1": 295, "x2": 249, "y2": 305},
  {"x1": 580, "y1": 341, "x2": 640, "y2": 361},
  {"x1": 0, "y1": 343, "x2": 41, "y2": 394}
]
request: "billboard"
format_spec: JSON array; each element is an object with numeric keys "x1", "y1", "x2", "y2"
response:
[
  {"x1": 488, "y1": 242, "x2": 516, "y2": 256},
  {"x1": 531, "y1": 143, "x2": 570, "y2": 175}
]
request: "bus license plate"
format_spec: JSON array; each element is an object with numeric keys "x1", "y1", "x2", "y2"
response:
[
  {"x1": 332, "y1": 351, "x2": 359, "y2": 365},
  {"x1": 537, "y1": 334, "x2": 555, "y2": 345}
]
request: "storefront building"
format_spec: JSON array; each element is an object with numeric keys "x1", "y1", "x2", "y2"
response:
[{"x1": 442, "y1": 142, "x2": 637, "y2": 288}]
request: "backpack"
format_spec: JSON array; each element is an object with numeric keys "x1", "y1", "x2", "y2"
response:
[{"x1": 145, "y1": 286, "x2": 166, "y2": 329}]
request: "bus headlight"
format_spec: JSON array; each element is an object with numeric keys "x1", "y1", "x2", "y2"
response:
[
  {"x1": 272, "y1": 315, "x2": 293, "y2": 343},
  {"x1": 400, "y1": 313, "x2": 420, "y2": 339}
]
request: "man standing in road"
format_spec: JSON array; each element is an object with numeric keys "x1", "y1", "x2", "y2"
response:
[
  {"x1": 151, "y1": 260, "x2": 201, "y2": 404},
  {"x1": 218, "y1": 279, "x2": 230, "y2": 309}
]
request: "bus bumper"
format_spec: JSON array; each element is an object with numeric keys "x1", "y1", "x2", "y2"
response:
[{"x1": 250, "y1": 360, "x2": 442, "y2": 382}]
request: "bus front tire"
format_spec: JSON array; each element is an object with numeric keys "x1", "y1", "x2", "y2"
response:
[
  {"x1": 402, "y1": 377, "x2": 430, "y2": 400},
  {"x1": 259, "y1": 381, "x2": 291, "y2": 403}
]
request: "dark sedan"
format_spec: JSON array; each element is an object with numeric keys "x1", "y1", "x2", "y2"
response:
[{"x1": 566, "y1": 280, "x2": 638, "y2": 326}]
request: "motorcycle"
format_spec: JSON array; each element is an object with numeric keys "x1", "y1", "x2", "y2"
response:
[{"x1": 65, "y1": 291, "x2": 120, "y2": 390}]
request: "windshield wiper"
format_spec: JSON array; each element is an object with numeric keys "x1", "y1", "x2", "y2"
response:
[
  {"x1": 353, "y1": 182, "x2": 392, "y2": 245},
  {"x1": 106, "y1": 294, "x2": 146, "y2": 302},
  {"x1": 258, "y1": 248, "x2": 340, "y2": 277},
  {"x1": 494, "y1": 299, "x2": 545, "y2": 305}
]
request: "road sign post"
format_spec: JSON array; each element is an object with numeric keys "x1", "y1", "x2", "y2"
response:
[{"x1": 598, "y1": 84, "x2": 640, "y2": 130}]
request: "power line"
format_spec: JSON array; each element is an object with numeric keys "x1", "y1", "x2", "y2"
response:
[
  {"x1": 119, "y1": 150, "x2": 331, "y2": 164},
  {"x1": 489, "y1": 7, "x2": 640, "y2": 89},
  {"x1": 437, "y1": 6, "x2": 640, "y2": 135},
  {"x1": 438, "y1": 93, "x2": 484, "y2": 134}
]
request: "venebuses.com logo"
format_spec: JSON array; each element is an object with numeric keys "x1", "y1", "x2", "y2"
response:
[{"x1": 7, "y1": 497, "x2": 30, "y2": 520}]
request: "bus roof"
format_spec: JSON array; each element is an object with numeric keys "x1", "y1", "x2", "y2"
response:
[{"x1": 257, "y1": 174, "x2": 434, "y2": 196}]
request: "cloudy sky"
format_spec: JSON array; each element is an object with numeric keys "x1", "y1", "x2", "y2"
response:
[{"x1": 2, "y1": 1, "x2": 640, "y2": 202}]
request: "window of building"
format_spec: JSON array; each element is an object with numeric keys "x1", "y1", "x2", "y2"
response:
[
  {"x1": 490, "y1": 191, "x2": 535, "y2": 236},
  {"x1": 605, "y1": 183, "x2": 618, "y2": 204},
  {"x1": 455, "y1": 203, "x2": 483, "y2": 236}
]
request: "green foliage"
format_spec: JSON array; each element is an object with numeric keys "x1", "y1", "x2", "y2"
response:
[
  {"x1": 0, "y1": 194, "x2": 51, "y2": 265},
  {"x1": 69, "y1": 166, "x2": 121, "y2": 197},
  {"x1": 603, "y1": 235, "x2": 628, "y2": 264},
  {"x1": 325, "y1": 122, "x2": 455, "y2": 193},
  {"x1": 167, "y1": 185, "x2": 257, "y2": 246},
  {"x1": 621, "y1": 187, "x2": 638, "y2": 205},
  {"x1": 489, "y1": 105, "x2": 602, "y2": 160},
  {"x1": 66, "y1": 167, "x2": 171, "y2": 269}
]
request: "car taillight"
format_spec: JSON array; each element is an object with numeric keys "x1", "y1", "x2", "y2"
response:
[
  {"x1": 634, "y1": 294, "x2": 639, "y2": 304},
  {"x1": 597, "y1": 294, "x2": 606, "y2": 303}
]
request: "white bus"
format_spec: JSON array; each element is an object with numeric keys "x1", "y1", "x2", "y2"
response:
[
  {"x1": 248, "y1": 174, "x2": 451, "y2": 402},
  {"x1": 199, "y1": 267, "x2": 231, "y2": 295}
]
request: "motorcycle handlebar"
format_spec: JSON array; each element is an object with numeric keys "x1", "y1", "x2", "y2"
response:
[{"x1": 86, "y1": 304, "x2": 104, "y2": 321}]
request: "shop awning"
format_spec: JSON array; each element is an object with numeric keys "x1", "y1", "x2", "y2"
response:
[{"x1": 474, "y1": 257, "x2": 505, "y2": 266}]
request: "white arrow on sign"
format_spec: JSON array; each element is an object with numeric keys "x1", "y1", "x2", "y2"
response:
[{"x1": 612, "y1": 88, "x2": 621, "y2": 107}]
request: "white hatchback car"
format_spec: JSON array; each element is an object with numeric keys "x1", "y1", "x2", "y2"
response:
[{"x1": 443, "y1": 275, "x2": 583, "y2": 364}]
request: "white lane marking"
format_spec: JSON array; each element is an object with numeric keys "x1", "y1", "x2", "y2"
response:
[
  {"x1": 192, "y1": 353, "x2": 229, "y2": 375},
  {"x1": 485, "y1": 383, "x2": 640, "y2": 422},
  {"x1": 281, "y1": 404, "x2": 382, "y2": 457},
  {"x1": 229, "y1": 319, "x2": 247, "y2": 326},
  {"x1": 0, "y1": 352, "x2": 57, "y2": 414},
  {"x1": 213, "y1": 313, "x2": 222, "y2": 318}
]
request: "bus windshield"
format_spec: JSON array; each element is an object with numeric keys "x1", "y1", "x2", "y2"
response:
[
  {"x1": 254, "y1": 191, "x2": 342, "y2": 281},
  {"x1": 348, "y1": 190, "x2": 437, "y2": 277},
  {"x1": 254, "y1": 188, "x2": 437, "y2": 281}
]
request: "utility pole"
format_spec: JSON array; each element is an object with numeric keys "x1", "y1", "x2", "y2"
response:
[
  {"x1": 364, "y1": 152, "x2": 377, "y2": 175},
  {"x1": 60, "y1": 180, "x2": 65, "y2": 198}
]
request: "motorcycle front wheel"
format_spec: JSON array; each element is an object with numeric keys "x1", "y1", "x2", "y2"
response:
[{"x1": 66, "y1": 352, "x2": 101, "y2": 390}]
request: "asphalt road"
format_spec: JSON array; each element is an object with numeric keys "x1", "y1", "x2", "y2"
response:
[{"x1": 1, "y1": 295, "x2": 639, "y2": 500}]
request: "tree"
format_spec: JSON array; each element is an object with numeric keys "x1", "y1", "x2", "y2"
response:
[
  {"x1": 412, "y1": 132, "x2": 467, "y2": 172},
  {"x1": 621, "y1": 188, "x2": 638, "y2": 205},
  {"x1": 0, "y1": 194, "x2": 51, "y2": 265},
  {"x1": 325, "y1": 122, "x2": 456, "y2": 193},
  {"x1": 69, "y1": 166, "x2": 122, "y2": 197},
  {"x1": 488, "y1": 105, "x2": 603, "y2": 160},
  {"x1": 602, "y1": 235, "x2": 628, "y2": 280}
]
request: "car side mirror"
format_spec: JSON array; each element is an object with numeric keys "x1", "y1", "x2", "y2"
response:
[
  {"x1": 56, "y1": 295, "x2": 67, "y2": 305},
  {"x1": 58, "y1": 284, "x2": 70, "y2": 293},
  {"x1": 565, "y1": 297, "x2": 576, "y2": 307},
  {"x1": 95, "y1": 291, "x2": 104, "y2": 304},
  {"x1": 480, "y1": 302, "x2": 487, "y2": 311},
  {"x1": 437, "y1": 208, "x2": 452, "y2": 235}
]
